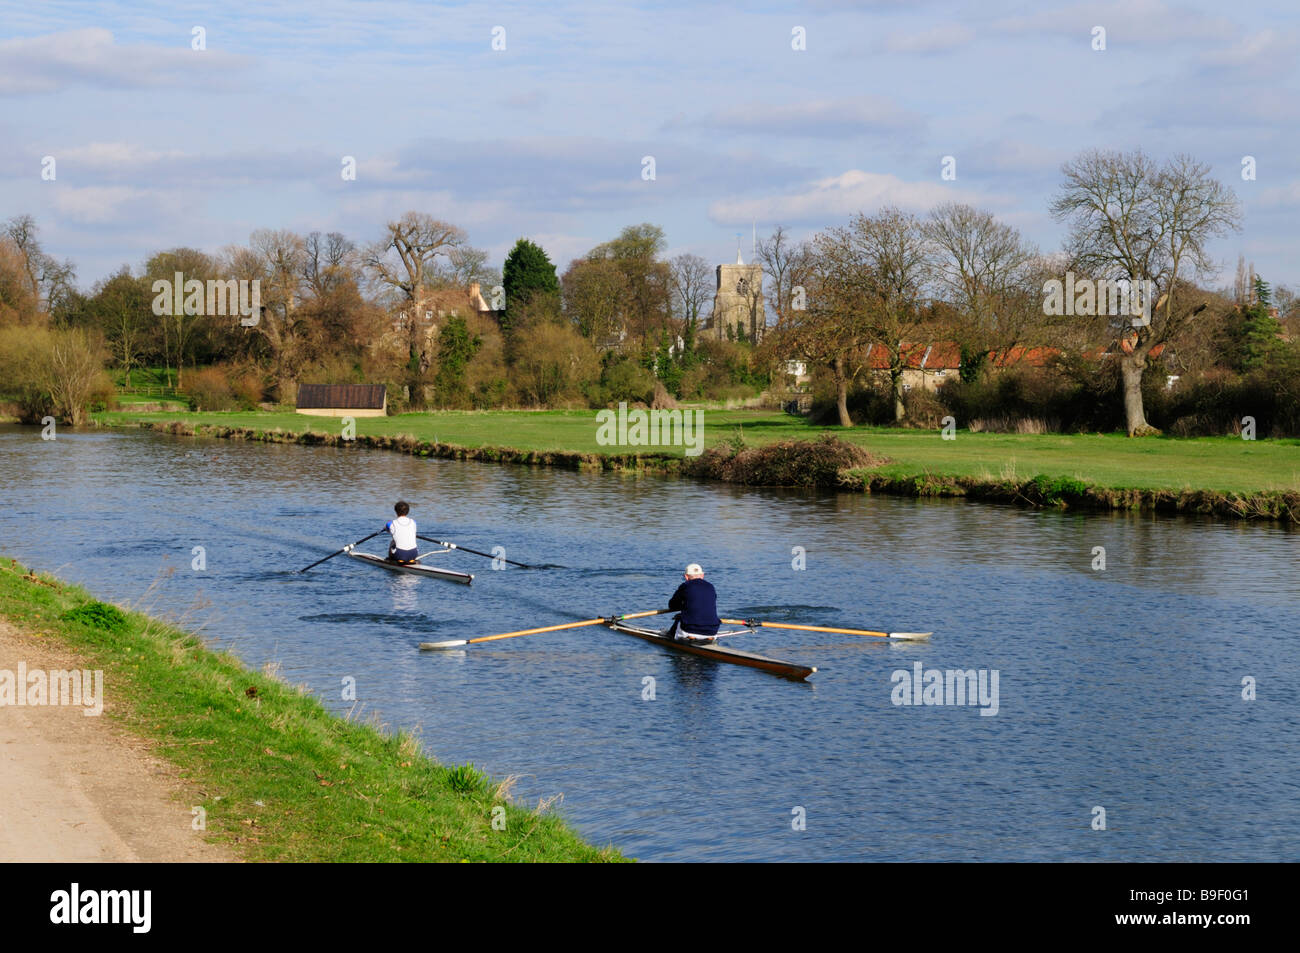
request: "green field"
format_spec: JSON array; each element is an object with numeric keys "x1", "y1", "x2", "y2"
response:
[
  {"x1": 94, "y1": 407, "x2": 1300, "y2": 494},
  {"x1": 0, "y1": 557, "x2": 622, "y2": 862}
]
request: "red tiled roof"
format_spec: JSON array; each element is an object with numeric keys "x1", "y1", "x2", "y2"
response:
[
  {"x1": 919, "y1": 341, "x2": 961, "y2": 369},
  {"x1": 863, "y1": 341, "x2": 962, "y2": 370},
  {"x1": 987, "y1": 346, "x2": 1061, "y2": 368}
]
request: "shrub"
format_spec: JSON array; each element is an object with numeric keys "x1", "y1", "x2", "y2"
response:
[
  {"x1": 0, "y1": 324, "x2": 112, "y2": 424},
  {"x1": 686, "y1": 434, "x2": 887, "y2": 486},
  {"x1": 231, "y1": 370, "x2": 265, "y2": 409},
  {"x1": 472, "y1": 377, "x2": 511, "y2": 409},
  {"x1": 62, "y1": 601, "x2": 130, "y2": 634},
  {"x1": 900, "y1": 388, "x2": 948, "y2": 429},
  {"x1": 596, "y1": 358, "x2": 656, "y2": 406},
  {"x1": 808, "y1": 379, "x2": 893, "y2": 426},
  {"x1": 512, "y1": 321, "x2": 599, "y2": 407},
  {"x1": 186, "y1": 367, "x2": 236, "y2": 411},
  {"x1": 940, "y1": 359, "x2": 1122, "y2": 433},
  {"x1": 1150, "y1": 357, "x2": 1300, "y2": 437}
]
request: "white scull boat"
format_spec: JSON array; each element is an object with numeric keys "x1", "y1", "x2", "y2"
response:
[{"x1": 344, "y1": 546, "x2": 474, "y2": 585}]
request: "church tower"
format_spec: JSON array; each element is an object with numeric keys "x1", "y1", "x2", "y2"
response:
[{"x1": 710, "y1": 242, "x2": 764, "y2": 343}]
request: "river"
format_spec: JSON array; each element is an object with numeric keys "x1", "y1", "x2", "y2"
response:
[{"x1": 1, "y1": 425, "x2": 1296, "y2": 860}]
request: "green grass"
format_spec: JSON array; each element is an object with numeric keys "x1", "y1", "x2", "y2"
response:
[
  {"x1": 114, "y1": 395, "x2": 190, "y2": 410},
  {"x1": 112, "y1": 366, "x2": 178, "y2": 390},
  {"x1": 0, "y1": 557, "x2": 624, "y2": 862},
  {"x1": 94, "y1": 407, "x2": 1300, "y2": 494}
]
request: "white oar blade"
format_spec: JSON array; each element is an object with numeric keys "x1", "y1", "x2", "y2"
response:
[
  {"x1": 419, "y1": 639, "x2": 468, "y2": 650},
  {"x1": 888, "y1": 631, "x2": 933, "y2": 640}
]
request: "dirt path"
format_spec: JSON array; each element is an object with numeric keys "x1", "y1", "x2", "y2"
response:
[{"x1": 0, "y1": 620, "x2": 234, "y2": 862}]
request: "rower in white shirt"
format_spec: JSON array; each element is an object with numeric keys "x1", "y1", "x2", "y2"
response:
[{"x1": 384, "y1": 500, "x2": 419, "y2": 564}]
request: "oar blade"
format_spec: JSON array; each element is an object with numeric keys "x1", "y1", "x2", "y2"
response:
[
  {"x1": 419, "y1": 639, "x2": 468, "y2": 650},
  {"x1": 729, "y1": 619, "x2": 931, "y2": 639}
]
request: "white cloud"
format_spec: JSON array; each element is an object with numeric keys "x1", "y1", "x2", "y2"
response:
[
  {"x1": 57, "y1": 142, "x2": 189, "y2": 167},
  {"x1": 0, "y1": 28, "x2": 250, "y2": 96},
  {"x1": 709, "y1": 170, "x2": 983, "y2": 225}
]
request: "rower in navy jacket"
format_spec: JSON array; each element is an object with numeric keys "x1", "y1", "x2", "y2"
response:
[{"x1": 667, "y1": 563, "x2": 722, "y2": 641}]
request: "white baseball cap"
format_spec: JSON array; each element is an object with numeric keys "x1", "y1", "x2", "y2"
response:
[{"x1": 684, "y1": 563, "x2": 704, "y2": 575}]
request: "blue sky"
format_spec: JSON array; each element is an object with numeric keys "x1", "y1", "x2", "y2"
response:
[{"x1": 3, "y1": 0, "x2": 1298, "y2": 289}]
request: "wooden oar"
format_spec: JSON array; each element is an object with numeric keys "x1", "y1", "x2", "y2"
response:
[
  {"x1": 416, "y1": 535, "x2": 533, "y2": 569},
  {"x1": 720, "y1": 619, "x2": 932, "y2": 640},
  {"x1": 420, "y1": 610, "x2": 668, "y2": 650},
  {"x1": 298, "y1": 530, "x2": 384, "y2": 573}
]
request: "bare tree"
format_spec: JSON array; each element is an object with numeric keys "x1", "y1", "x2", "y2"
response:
[
  {"x1": 4, "y1": 214, "x2": 42, "y2": 300},
  {"x1": 244, "y1": 229, "x2": 308, "y2": 396},
  {"x1": 144, "y1": 247, "x2": 216, "y2": 387},
  {"x1": 755, "y1": 225, "x2": 813, "y2": 326},
  {"x1": 5, "y1": 214, "x2": 76, "y2": 315},
  {"x1": 1050, "y1": 150, "x2": 1241, "y2": 435},
  {"x1": 1232, "y1": 254, "x2": 1256, "y2": 306},
  {"x1": 303, "y1": 231, "x2": 357, "y2": 299},
  {"x1": 669, "y1": 253, "x2": 712, "y2": 332},
  {"x1": 0, "y1": 325, "x2": 109, "y2": 425},
  {"x1": 363, "y1": 213, "x2": 468, "y2": 372},
  {"x1": 562, "y1": 257, "x2": 630, "y2": 344},
  {"x1": 924, "y1": 203, "x2": 1040, "y2": 361},
  {"x1": 813, "y1": 208, "x2": 933, "y2": 423},
  {"x1": 45, "y1": 327, "x2": 108, "y2": 425},
  {"x1": 0, "y1": 236, "x2": 40, "y2": 324},
  {"x1": 767, "y1": 247, "x2": 865, "y2": 426},
  {"x1": 363, "y1": 213, "x2": 468, "y2": 306},
  {"x1": 89, "y1": 267, "x2": 151, "y2": 386},
  {"x1": 585, "y1": 224, "x2": 671, "y2": 346},
  {"x1": 439, "y1": 245, "x2": 492, "y2": 287}
]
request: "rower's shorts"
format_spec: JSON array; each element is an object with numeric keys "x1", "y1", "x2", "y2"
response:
[
  {"x1": 667, "y1": 618, "x2": 719, "y2": 641},
  {"x1": 388, "y1": 546, "x2": 418, "y2": 563}
]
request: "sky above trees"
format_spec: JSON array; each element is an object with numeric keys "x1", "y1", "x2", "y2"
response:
[{"x1": 2, "y1": 0, "x2": 1296, "y2": 287}]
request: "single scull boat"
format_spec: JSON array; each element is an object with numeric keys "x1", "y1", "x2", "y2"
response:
[
  {"x1": 604, "y1": 619, "x2": 816, "y2": 681},
  {"x1": 344, "y1": 545, "x2": 474, "y2": 585}
]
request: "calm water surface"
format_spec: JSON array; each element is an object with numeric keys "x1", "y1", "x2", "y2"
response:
[{"x1": 1, "y1": 426, "x2": 1296, "y2": 861}]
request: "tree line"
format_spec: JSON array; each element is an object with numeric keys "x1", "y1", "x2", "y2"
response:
[{"x1": 2, "y1": 147, "x2": 1298, "y2": 435}]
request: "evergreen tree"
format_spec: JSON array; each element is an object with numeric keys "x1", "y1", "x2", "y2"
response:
[
  {"x1": 501, "y1": 239, "x2": 559, "y2": 332},
  {"x1": 1239, "y1": 276, "x2": 1286, "y2": 372},
  {"x1": 434, "y1": 315, "x2": 481, "y2": 404}
]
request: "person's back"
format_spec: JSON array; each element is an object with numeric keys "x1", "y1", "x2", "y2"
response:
[
  {"x1": 386, "y1": 501, "x2": 419, "y2": 563},
  {"x1": 668, "y1": 564, "x2": 721, "y2": 638}
]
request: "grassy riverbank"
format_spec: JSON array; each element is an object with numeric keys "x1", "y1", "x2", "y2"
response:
[
  {"x1": 0, "y1": 557, "x2": 623, "y2": 862},
  {"x1": 94, "y1": 407, "x2": 1300, "y2": 494}
]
